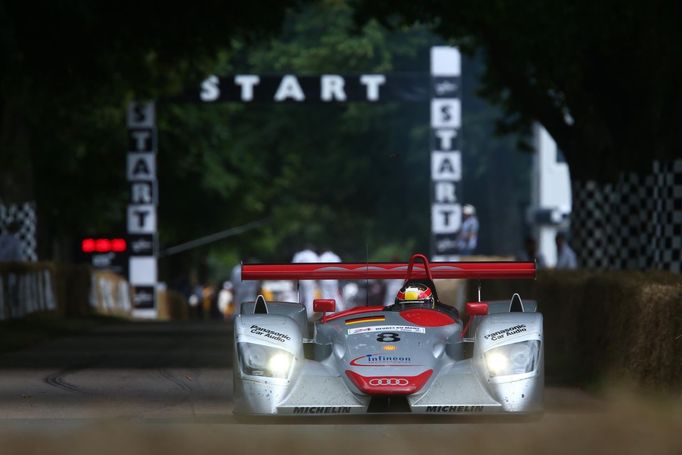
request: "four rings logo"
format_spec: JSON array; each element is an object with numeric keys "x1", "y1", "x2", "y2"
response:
[{"x1": 368, "y1": 378, "x2": 408, "y2": 386}]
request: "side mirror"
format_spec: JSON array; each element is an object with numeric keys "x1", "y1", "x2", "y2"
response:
[
  {"x1": 466, "y1": 302, "x2": 488, "y2": 316},
  {"x1": 313, "y1": 299, "x2": 336, "y2": 313}
]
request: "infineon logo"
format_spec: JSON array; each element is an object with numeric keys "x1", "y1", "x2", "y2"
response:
[{"x1": 349, "y1": 354, "x2": 415, "y2": 367}]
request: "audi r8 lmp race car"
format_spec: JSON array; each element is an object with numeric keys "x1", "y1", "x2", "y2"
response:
[{"x1": 233, "y1": 253, "x2": 543, "y2": 416}]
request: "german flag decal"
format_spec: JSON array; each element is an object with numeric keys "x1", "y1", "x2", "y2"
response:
[{"x1": 345, "y1": 315, "x2": 385, "y2": 325}]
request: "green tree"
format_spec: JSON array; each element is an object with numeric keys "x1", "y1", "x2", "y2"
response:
[
  {"x1": 0, "y1": 1, "x2": 298, "y2": 257},
  {"x1": 355, "y1": 0, "x2": 682, "y2": 181},
  {"x1": 158, "y1": 2, "x2": 438, "y2": 269},
  {"x1": 159, "y1": 2, "x2": 533, "y2": 282}
]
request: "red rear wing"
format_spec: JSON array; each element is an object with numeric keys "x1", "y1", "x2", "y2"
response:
[{"x1": 241, "y1": 260, "x2": 535, "y2": 281}]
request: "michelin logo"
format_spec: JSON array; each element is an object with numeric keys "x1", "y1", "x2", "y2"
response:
[
  {"x1": 293, "y1": 406, "x2": 351, "y2": 414},
  {"x1": 425, "y1": 405, "x2": 484, "y2": 413}
]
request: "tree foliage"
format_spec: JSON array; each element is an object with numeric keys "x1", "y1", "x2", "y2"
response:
[
  {"x1": 0, "y1": 1, "x2": 298, "y2": 255},
  {"x1": 355, "y1": 0, "x2": 682, "y2": 181},
  {"x1": 1, "y1": 0, "x2": 535, "y2": 277},
  {"x1": 159, "y1": 2, "x2": 437, "y2": 265}
]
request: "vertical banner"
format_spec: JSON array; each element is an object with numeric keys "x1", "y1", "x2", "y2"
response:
[
  {"x1": 127, "y1": 102, "x2": 158, "y2": 317},
  {"x1": 430, "y1": 47, "x2": 462, "y2": 260}
]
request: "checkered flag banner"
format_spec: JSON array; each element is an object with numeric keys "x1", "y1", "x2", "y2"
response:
[
  {"x1": 0, "y1": 201, "x2": 38, "y2": 262},
  {"x1": 572, "y1": 159, "x2": 682, "y2": 272}
]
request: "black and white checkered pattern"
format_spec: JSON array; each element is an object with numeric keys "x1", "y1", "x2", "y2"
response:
[
  {"x1": 572, "y1": 159, "x2": 682, "y2": 272},
  {"x1": 0, "y1": 201, "x2": 38, "y2": 262}
]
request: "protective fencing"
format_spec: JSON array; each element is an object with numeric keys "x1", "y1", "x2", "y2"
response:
[
  {"x1": 466, "y1": 270, "x2": 682, "y2": 390},
  {"x1": 0, "y1": 263, "x2": 133, "y2": 320},
  {"x1": 89, "y1": 271, "x2": 133, "y2": 317},
  {"x1": 0, "y1": 264, "x2": 57, "y2": 320},
  {"x1": 572, "y1": 159, "x2": 682, "y2": 271}
]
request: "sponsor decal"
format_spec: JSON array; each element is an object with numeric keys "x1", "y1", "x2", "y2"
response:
[
  {"x1": 425, "y1": 405, "x2": 484, "y2": 413},
  {"x1": 436, "y1": 237, "x2": 458, "y2": 251},
  {"x1": 345, "y1": 315, "x2": 385, "y2": 325},
  {"x1": 347, "y1": 325, "x2": 426, "y2": 335},
  {"x1": 484, "y1": 324, "x2": 527, "y2": 342},
  {"x1": 382, "y1": 345, "x2": 397, "y2": 351},
  {"x1": 133, "y1": 286, "x2": 155, "y2": 307},
  {"x1": 368, "y1": 378, "x2": 408, "y2": 386},
  {"x1": 435, "y1": 80, "x2": 457, "y2": 96},
  {"x1": 292, "y1": 406, "x2": 351, "y2": 414},
  {"x1": 350, "y1": 354, "x2": 415, "y2": 367},
  {"x1": 130, "y1": 236, "x2": 154, "y2": 254},
  {"x1": 249, "y1": 325, "x2": 291, "y2": 343}
]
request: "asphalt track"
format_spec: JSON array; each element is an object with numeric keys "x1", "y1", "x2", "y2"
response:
[{"x1": 0, "y1": 321, "x2": 680, "y2": 454}]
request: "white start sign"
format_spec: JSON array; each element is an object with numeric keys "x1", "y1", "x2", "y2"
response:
[
  {"x1": 430, "y1": 47, "x2": 463, "y2": 253},
  {"x1": 127, "y1": 102, "x2": 158, "y2": 312}
]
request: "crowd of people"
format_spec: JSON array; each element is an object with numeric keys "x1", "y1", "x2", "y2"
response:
[
  {"x1": 188, "y1": 245, "x2": 415, "y2": 320},
  {"x1": 174, "y1": 202, "x2": 578, "y2": 320}
]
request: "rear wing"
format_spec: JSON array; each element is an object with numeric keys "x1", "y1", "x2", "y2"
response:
[{"x1": 242, "y1": 254, "x2": 535, "y2": 281}]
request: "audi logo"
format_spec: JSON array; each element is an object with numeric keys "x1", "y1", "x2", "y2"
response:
[{"x1": 368, "y1": 378, "x2": 408, "y2": 386}]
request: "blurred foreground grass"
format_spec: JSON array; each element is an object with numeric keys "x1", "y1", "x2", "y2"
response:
[{"x1": 0, "y1": 313, "x2": 127, "y2": 354}]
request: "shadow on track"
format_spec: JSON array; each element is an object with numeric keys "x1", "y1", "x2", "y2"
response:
[{"x1": 0, "y1": 321, "x2": 234, "y2": 370}]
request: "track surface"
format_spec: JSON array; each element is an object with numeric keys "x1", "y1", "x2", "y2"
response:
[{"x1": 0, "y1": 321, "x2": 679, "y2": 454}]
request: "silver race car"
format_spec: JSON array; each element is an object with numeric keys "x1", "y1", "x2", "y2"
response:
[{"x1": 233, "y1": 253, "x2": 542, "y2": 416}]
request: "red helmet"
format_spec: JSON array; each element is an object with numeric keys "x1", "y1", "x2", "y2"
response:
[{"x1": 395, "y1": 283, "x2": 434, "y2": 307}]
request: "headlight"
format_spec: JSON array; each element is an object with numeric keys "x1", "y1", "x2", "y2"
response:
[
  {"x1": 268, "y1": 352, "x2": 292, "y2": 376},
  {"x1": 484, "y1": 340, "x2": 540, "y2": 377},
  {"x1": 238, "y1": 342, "x2": 294, "y2": 379}
]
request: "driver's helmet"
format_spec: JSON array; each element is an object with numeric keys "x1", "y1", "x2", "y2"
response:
[{"x1": 395, "y1": 283, "x2": 434, "y2": 308}]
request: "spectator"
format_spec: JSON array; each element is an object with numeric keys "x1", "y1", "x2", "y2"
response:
[
  {"x1": 217, "y1": 281, "x2": 234, "y2": 319},
  {"x1": 188, "y1": 282, "x2": 203, "y2": 319},
  {"x1": 0, "y1": 220, "x2": 24, "y2": 262},
  {"x1": 231, "y1": 260, "x2": 259, "y2": 305},
  {"x1": 201, "y1": 283, "x2": 215, "y2": 320},
  {"x1": 319, "y1": 246, "x2": 345, "y2": 311},
  {"x1": 555, "y1": 232, "x2": 578, "y2": 269},
  {"x1": 383, "y1": 279, "x2": 404, "y2": 308},
  {"x1": 292, "y1": 244, "x2": 319, "y2": 319},
  {"x1": 455, "y1": 204, "x2": 479, "y2": 255},
  {"x1": 383, "y1": 256, "x2": 404, "y2": 308},
  {"x1": 516, "y1": 236, "x2": 547, "y2": 269}
]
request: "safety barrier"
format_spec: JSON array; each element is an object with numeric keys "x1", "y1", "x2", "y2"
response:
[
  {"x1": 467, "y1": 270, "x2": 682, "y2": 390},
  {"x1": 157, "y1": 288, "x2": 189, "y2": 321},
  {"x1": 0, "y1": 263, "x2": 133, "y2": 320},
  {"x1": 89, "y1": 271, "x2": 132, "y2": 317},
  {"x1": 0, "y1": 263, "x2": 57, "y2": 320}
]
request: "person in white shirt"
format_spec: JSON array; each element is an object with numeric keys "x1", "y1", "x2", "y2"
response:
[
  {"x1": 231, "y1": 261, "x2": 259, "y2": 305},
  {"x1": 319, "y1": 247, "x2": 345, "y2": 311},
  {"x1": 383, "y1": 279, "x2": 404, "y2": 308},
  {"x1": 555, "y1": 232, "x2": 578, "y2": 269},
  {"x1": 217, "y1": 281, "x2": 234, "y2": 319},
  {"x1": 292, "y1": 244, "x2": 319, "y2": 319}
]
